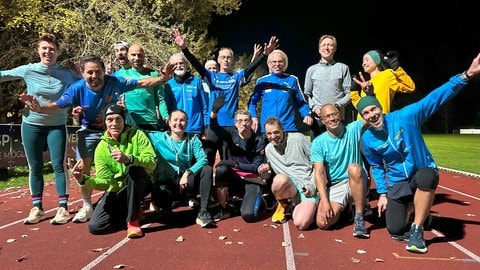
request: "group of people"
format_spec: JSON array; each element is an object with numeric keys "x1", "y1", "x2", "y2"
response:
[{"x1": 3, "y1": 31, "x2": 479, "y2": 255}]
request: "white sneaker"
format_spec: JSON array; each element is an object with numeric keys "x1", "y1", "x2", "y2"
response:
[
  {"x1": 72, "y1": 205, "x2": 93, "y2": 223},
  {"x1": 50, "y1": 207, "x2": 71, "y2": 225},
  {"x1": 24, "y1": 206, "x2": 47, "y2": 224}
]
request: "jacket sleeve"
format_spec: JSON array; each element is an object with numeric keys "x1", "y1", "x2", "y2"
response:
[
  {"x1": 189, "y1": 136, "x2": 208, "y2": 173},
  {"x1": 389, "y1": 67, "x2": 416, "y2": 94},
  {"x1": 131, "y1": 129, "x2": 157, "y2": 174}
]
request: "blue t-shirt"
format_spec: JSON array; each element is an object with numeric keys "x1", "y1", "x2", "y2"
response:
[{"x1": 56, "y1": 75, "x2": 137, "y2": 128}]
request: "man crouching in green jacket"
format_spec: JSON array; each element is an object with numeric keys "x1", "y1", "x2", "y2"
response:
[{"x1": 69, "y1": 104, "x2": 156, "y2": 238}]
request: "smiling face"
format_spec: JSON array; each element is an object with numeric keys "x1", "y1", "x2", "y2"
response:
[
  {"x1": 320, "y1": 104, "x2": 342, "y2": 134},
  {"x1": 362, "y1": 54, "x2": 379, "y2": 74},
  {"x1": 168, "y1": 110, "x2": 188, "y2": 135},
  {"x1": 128, "y1": 45, "x2": 145, "y2": 70},
  {"x1": 264, "y1": 121, "x2": 284, "y2": 146},
  {"x1": 318, "y1": 36, "x2": 336, "y2": 62},
  {"x1": 105, "y1": 114, "x2": 125, "y2": 139},
  {"x1": 361, "y1": 105, "x2": 384, "y2": 130},
  {"x1": 37, "y1": 41, "x2": 58, "y2": 66},
  {"x1": 82, "y1": 61, "x2": 105, "y2": 91},
  {"x1": 267, "y1": 50, "x2": 287, "y2": 74}
]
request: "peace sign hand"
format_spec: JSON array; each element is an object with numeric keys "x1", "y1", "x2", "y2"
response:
[{"x1": 352, "y1": 72, "x2": 374, "y2": 96}]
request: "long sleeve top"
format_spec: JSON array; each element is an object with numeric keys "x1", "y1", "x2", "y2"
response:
[
  {"x1": 303, "y1": 60, "x2": 352, "y2": 113},
  {"x1": 248, "y1": 72, "x2": 311, "y2": 132},
  {"x1": 147, "y1": 131, "x2": 208, "y2": 184},
  {"x1": 351, "y1": 67, "x2": 415, "y2": 119},
  {"x1": 165, "y1": 73, "x2": 209, "y2": 134},
  {"x1": 0, "y1": 62, "x2": 79, "y2": 126},
  {"x1": 80, "y1": 126, "x2": 157, "y2": 192},
  {"x1": 210, "y1": 116, "x2": 267, "y2": 173},
  {"x1": 361, "y1": 74, "x2": 467, "y2": 194},
  {"x1": 181, "y1": 47, "x2": 266, "y2": 126}
]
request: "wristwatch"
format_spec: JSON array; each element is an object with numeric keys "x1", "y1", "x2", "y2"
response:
[{"x1": 185, "y1": 169, "x2": 193, "y2": 176}]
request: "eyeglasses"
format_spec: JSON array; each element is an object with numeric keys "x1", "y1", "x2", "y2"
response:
[
  {"x1": 269, "y1": 60, "x2": 284, "y2": 64},
  {"x1": 321, "y1": 112, "x2": 340, "y2": 120},
  {"x1": 235, "y1": 119, "x2": 252, "y2": 124}
]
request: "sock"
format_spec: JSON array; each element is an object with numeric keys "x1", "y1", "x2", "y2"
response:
[
  {"x1": 32, "y1": 195, "x2": 42, "y2": 210},
  {"x1": 59, "y1": 195, "x2": 69, "y2": 210},
  {"x1": 82, "y1": 198, "x2": 92, "y2": 206}
]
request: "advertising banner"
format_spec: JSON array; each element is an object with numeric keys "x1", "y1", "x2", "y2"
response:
[{"x1": 0, "y1": 124, "x2": 80, "y2": 169}]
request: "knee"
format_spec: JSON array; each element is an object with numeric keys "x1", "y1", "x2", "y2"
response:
[
  {"x1": 348, "y1": 163, "x2": 362, "y2": 178},
  {"x1": 241, "y1": 211, "x2": 258, "y2": 223},
  {"x1": 415, "y1": 167, "x2": 439, "y2": 190}
]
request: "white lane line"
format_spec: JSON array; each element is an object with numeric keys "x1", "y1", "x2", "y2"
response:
[
  {"x1": 438, "y1": 185, "x2": 480, "y2": 201},
  {"x1": 81, "y1": 236, "x2": 131, "y2": 270},
  {"x1": 81, "y1": 223, "x2": 153, "y2": 270},
  {"x1": 283, "y1": 222, "x2": 296, "y2": 270},
  {"x1": 431, "y1": 229, "x2": 480, "y2": 262}
]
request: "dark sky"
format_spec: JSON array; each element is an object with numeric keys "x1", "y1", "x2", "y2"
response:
[{"x1": 209, "y1": 0, "x2": 480, "y2": 130}]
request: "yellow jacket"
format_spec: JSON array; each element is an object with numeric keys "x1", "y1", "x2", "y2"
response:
[{"x1": 351, "y1": 67, "x2": 415, "y2": 119}]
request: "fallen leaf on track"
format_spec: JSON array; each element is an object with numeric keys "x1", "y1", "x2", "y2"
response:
[
  {"x1": 357, "y1": 249, "x2": 366, "y2": 254},
  {"x1": 218, "y1": 236, "x2": 227, "y2": 240},
  {"x1": 298, "y1": 233, "x2": 305, "y2": 238},
  {"x1": 113, "y1": 264, "x2": 125, "y2": 269},
  {"x1": 176, "y1": 236, "x2": 184, "y2": 242},
  {"x1": 7, "y1": 238, "x2": 16, "y2": 243},
  {"x1": 16, "y1": 255, "x2": 27, "y2": 262},
  {"x1": 375, "y1": 258, "x2": 384, "y2": 262},
  {"x1": 351, "y1": 257, "x2": 360, "y2": 263}
]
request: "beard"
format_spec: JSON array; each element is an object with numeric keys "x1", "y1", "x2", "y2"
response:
[{"x1": 174, "y1": 69, "x2": 186, "y2": 77}]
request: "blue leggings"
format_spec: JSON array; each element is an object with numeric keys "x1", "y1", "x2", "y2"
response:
[{"x1": 21, "y1": 122, "x2": 69, "y2": 201}]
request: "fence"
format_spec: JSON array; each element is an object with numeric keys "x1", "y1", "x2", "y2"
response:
[{"x1": 0, "y1": 124, "x2": 80, "y2": 169}]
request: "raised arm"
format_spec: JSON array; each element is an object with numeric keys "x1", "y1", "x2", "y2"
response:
[{"x1": 171, "y1": 28, "x2": 206, "y2": 77}]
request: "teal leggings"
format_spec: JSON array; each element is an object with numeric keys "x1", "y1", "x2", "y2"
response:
[{"x1": 21, "y1": 122, "x2": 69, "y2": 199}]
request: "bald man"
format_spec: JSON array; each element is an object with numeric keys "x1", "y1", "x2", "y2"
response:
[{"x1": 114, "y1": 44, "x2": 170, "y2": 131}]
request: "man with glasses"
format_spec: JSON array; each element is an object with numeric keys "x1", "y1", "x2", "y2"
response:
[
  {"x1": 248, "y1": 49, "x2": 313, "y2": 134},
  {"x1": 209, "y1": 95, "x2": 270, "y2": 222},
  {"x1": 310, "y1": 103, "x2": 370, "y2": 238}
]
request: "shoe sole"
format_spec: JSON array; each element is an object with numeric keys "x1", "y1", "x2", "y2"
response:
[
  {"x1": 24, "y1": 217, "x2": 47, "y2": 225},
  {"x1": 50, "y1": 219, "x2": 70, "y2": 225},
  {"x1": 406, "y1": 245, "x2": 427, "y2": 253},
  {"x1": 196, "y1": 218, "x2": 216, "y2": 228},
  {"x1": 353, "y1": 233, "x2": 370, "y2": 239}
]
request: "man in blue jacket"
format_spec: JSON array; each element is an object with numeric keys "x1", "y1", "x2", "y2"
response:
[{"x1": 357, "y1": 53, "x2": 480, "y2": 254}]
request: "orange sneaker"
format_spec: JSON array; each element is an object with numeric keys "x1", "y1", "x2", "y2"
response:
[{"x1": 127, "y1": 220, "x2": 143, "y2": 238}]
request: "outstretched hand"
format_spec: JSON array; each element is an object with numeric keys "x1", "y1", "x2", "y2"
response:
[
  {"x1": 263, "y1": 36, "x2": 280, "y2": 55},
  {"x1": 465, "y1": 52, "x2": 480, "y2": 78},
  {"x1": 211, "y1": 93, "x2": 226, "y2": 113},
  {"x1": 171, "y1": 28, "x2": 186, "y2": 49}
]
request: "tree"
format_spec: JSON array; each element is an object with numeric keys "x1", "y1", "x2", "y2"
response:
[{"x1": 0, "y1": 0, "x2": 242, "y2": 123}]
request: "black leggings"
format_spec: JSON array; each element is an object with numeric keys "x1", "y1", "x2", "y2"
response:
[
  {"x1": 385, "y1": 167, "x2": 439, "y2": 236},
  {"x1": 152, "y1": 165, "x2": 213, "y2": 212},
  {"x1": 88, "y1": 166, "x2": 153, "y2": 234}
]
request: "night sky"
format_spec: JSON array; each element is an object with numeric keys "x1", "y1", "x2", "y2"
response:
[{"x1": 209, "y1": 0, "x2": 480, "y2": 131}]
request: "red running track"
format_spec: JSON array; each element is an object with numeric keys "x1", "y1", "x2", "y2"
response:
[{"x1": 0, "y1": 169, "x2": 479, "y2": 270}]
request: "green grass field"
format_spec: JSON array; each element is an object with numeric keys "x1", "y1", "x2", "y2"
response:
[
  {"x1": 423, "y1": 134, "x2": 480, "y2": 175},
  {"x1": 0, "y1": 134, "x2": 478, "y2": 190}
]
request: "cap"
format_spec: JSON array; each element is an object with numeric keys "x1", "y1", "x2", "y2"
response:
[
  {"x1": 103, "y1": 104, "x2": 126, "y2": 122},
  {"x1": 356, "y1": 96, "x2": 382, "y2": 115},
  {"x1": 113, "y1": 40, "x2": 130, "y2": 49}
]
